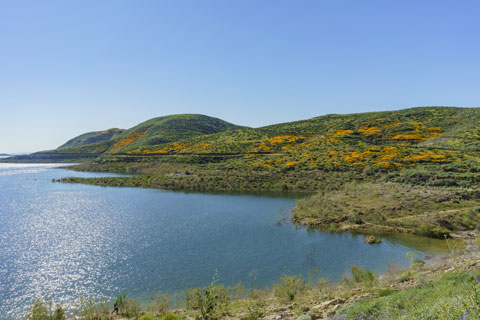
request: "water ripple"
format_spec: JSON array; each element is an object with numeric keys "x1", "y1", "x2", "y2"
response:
[{"x1": 0, "y1": 164, "x2": 435, "y2": 319}]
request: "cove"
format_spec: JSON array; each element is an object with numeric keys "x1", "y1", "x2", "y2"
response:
[{"x1": 0, "y1": 164, "x2": 446, "y2": 318}]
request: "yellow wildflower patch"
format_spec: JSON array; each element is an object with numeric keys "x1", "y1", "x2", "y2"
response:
[
  {"x1": 334, "y1": 129, "x2": 354, "y2": 137},
  {"x1": 358, "y1": 126, "x2": 381, "y2": 136},
  {"x1": 285, "y1": 161, "x2": 300, "y2": 167}
]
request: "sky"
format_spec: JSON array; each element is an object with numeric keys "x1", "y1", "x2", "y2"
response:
[{"x1": 0, "y1": 0, "x2": 479, "y2": 153}]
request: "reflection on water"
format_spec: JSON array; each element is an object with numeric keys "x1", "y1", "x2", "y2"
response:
[
  {"x1": 0, "y1": 164, "x2": 446, "y2": 318},
  {"x1": 382, "y1": 232, "x2": 463, "y2": 254}
]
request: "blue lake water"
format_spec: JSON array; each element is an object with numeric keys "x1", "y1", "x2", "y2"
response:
[{"x1": 0, "y1": 163, "x2": 442, "y2": 318}]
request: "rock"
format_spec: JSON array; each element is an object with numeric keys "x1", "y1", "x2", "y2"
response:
[
  {"x1": 364, "y1": 235, "x2": 382, "y2": 244},
  {"x1": 327, "y1": 304, "x2": 341, "y2": 315},
  {"x1": 296, "y1": 315, "x2": 312, "y2": 320},
  {"x1": 312, "y1": 298, "x2": 344, "y2": 310}
]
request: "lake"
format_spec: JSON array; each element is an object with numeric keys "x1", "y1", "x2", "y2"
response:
[{"x1": 0, "y1": 163, "x2": 445, "y2": 318}]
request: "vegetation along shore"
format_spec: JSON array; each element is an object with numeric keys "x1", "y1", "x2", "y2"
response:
[
  {"x1": 7, "y1": 106, "x2": 480, "y2": 319},
  {"x1": 10, "y1": 106, "x2": 475, "y2": 240}
]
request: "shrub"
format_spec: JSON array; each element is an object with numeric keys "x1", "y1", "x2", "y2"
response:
[
  {"x1": 415, "y1": 224, "x2": 450, "y2": 238},
  {"x1": 186, "y1": 271, "x2": 229, "y2": 320},
  {"x1": 378, "y1": 289, "x2": 394, "y2": 297},
  {"x1": 398, "y1": 271, "x2": 412, "y2": 282},
  {"x1": 461, "y1": 208, "x2": 480, "y2": 229},
  {"x1": 53, "y1": 304, "x2": 66, "y2": 320},
  {"x1": 351, "y1": 265, "x2": 376, "y2": 286},
  {"x1": 196, "y1": 284, "x2": 220, "y2": 320},
  {"x1": 28, "y1": 300, "x2": 48, "y2": 320},
  {"x1": 412, "y1": 258, "x2": 426, "y2": 269},
  {"x1": 123, "y1": 299, "x2": 142, "y2": 318},
  {"x1": 76, "y1": 297, "x2": 110, "y2": 320},
  {"x1": 273, "y1": 275, "x2": 305, "y2": 301},
  {"x1": 148, "y1": 290, "x2": 170, "y2": 316},
  {"x1": 113, "y1": 293, "x2": 126, "y2": 314},
  {"x1": 185, "y1": 288, "x2": 201, "y2": 310},
  {"x1": 160, "y1": 313, "x2": 180, "y2": 320}
]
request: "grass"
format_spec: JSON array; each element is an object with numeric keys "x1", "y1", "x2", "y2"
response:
[
  {"x1": 335, "y1": 271, "x2": 480, "y2": 319},
  {"x1": 292, "y1": 182, "x2": 480, "y2": 238}
]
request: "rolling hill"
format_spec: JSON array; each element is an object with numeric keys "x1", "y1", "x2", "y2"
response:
[
  {"x1": 58, "y1": 128, "x2": 125, "y2": 149},
  {"x1": 118, "y1": 107, "x2": 480, "y2": 172},
  {"x1": 4, "y1": 114, "x2": 245, "y2": 161},
  {"x1": 107, "y1": 113, "x2": 245, "y2": 153},
  {"x1": 5, "y1": 107, "x2": 480, "y2": 168}
]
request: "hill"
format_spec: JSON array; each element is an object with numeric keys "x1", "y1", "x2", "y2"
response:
[
  {"x1": 3, "y1": 114, "x2": 245, "y2": 161},
  {"x1": 57, "y1": 128, "x2": 125, "y2": 149},
  {"x1": 108, "y1": 113, "x2": 245, "y2": 153},
  {"x1": 123, "y1": 107, "x2": 480, "y2": 171},
  {"x1": 55, "y1": 114, "x2": 245, "y2": 154}
]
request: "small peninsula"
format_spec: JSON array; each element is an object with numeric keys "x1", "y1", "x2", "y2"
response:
[{"x1": 5, "y1": 106, "x2": 480, "y2": 240}]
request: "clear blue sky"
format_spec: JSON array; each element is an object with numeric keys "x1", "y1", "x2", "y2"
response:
[{"x1": 1, "y1": 0, "x2": 479, "y2": 153}]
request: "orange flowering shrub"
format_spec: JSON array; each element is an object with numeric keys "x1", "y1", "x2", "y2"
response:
[
  {"x1": 285, "y1": 161, "x2": 300, "y2": 167},
  {"x1": 335, "y1": 129, "x2": 354, "y2": 136},
  {"x1": 358, "y1": 126, "x2": 381, "y2": 136},
  {"x1": 392, "y1": 134, "x2": 422, "y2": 140},
  {"x1": 268, "y1": 135, "x2": 305, "y2": 144},
  {"x1": 111, "y1": 130, "x2": 146, "y2": 152}
]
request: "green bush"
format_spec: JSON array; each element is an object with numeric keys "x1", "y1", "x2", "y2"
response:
[
  {"x1": 398, "y1": 271, "x2": 412, "y2": 282},
  {"x1": 415, "y1": 224, "x2": 450, "y2": 238},
  {"x1": 123, "y1": 299, "x2": 142, "y2": 318},
  {"x1": 461, "y1": 208, "x2": 480, "y2": 229},
  {"x1": 378, "y1": 289, "x2": 394, "y2": 297},
  {"x1": 114, "y1": 293, "x2": 126, "y2": 313},
  {"x1": 185, "y1": 288, "x2": 201, "y2": 310},
  {"x1": 53, "y1": 304, "x2": 66, "y2": 320},
  {"x1": 148, "y1": 290, "x2": 170, "y2": 316},
  {"x1": 28, "y1": 300, "x2": 48, "y2": 320},
  {"x1": 160, "y1": 313, "x2": 180, "y2": 320},
  {"x1": 186, "y1": 271, "x2": 229, "y2": 320},
  {"x1": 351, "y1": 265, "x2": 376, "y2": 286},
  {"x1": 76, "y1": 297, "x2": 110, "y2": 320},
  {"x1": 273, "y1": 275, "x2": 305, "y2": 301}
]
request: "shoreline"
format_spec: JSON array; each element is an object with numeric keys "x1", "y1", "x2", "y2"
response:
[{"x1": 21, "y1": 235, "x2": 480, "y2": 320}]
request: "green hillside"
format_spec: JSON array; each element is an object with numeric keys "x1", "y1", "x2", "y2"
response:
[
  {"x1": 109, "y1": 113, "x2": 245, "y2": 153},
  {"x1": 34, "y1": 107, "x2": 480, "y2": 161},
  {"x1": 58, "y1": 128, "x2": 125, "y2": 149},
  {"x1": 57, "y1": 114, "x2": 245, "y2": 154},
  {"x1": 124, "y1": 107, "x2": 480, "y2": 172}
]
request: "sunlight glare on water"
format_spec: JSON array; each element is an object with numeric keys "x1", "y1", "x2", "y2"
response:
[{"x1": 0, "y1": 164, "x2": 440, "y2": 318}]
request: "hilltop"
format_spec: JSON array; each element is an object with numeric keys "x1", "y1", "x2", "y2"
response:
[
  {"x1": 58, "y1": 128, "x2": 125, "y2": 149},
  {"x1": 8, "y1": 107, "x2": 480, "y2": 162},
  {"x1": 5, "y1": 114, "x2": 244, "y2": 162}
]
